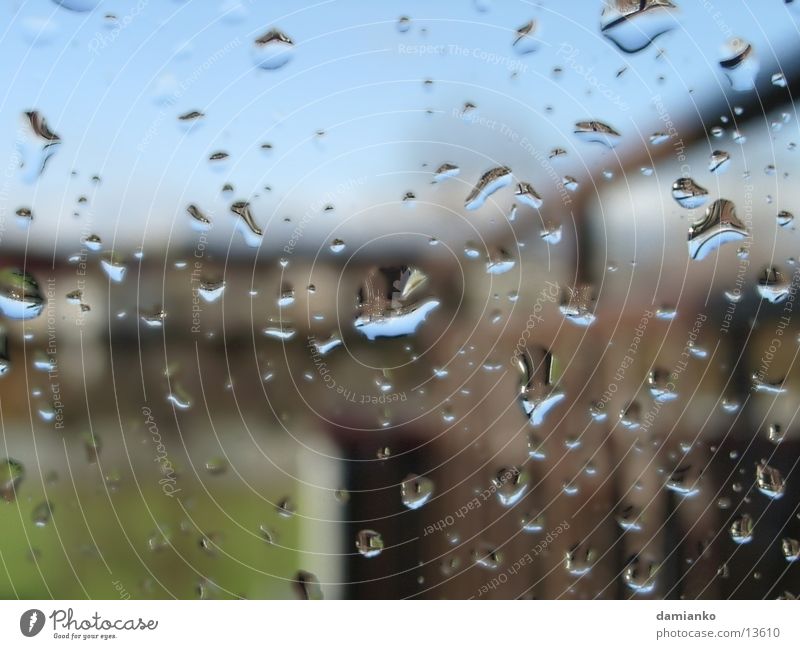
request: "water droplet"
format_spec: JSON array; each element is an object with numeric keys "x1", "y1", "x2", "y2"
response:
[
  {"x1": 730, "y1": 513, "x2": 753, "y2": 544},
  {"x1": 52, "y1": 0, "x2": 98, "y2": 11},
  {"x1": 752, "y1": 370, "x2": 786, "y2": 395},
  {"x1": 573, "y1": 120, "x2": 621, "y2": 148},
  {"x1": 777, "y1": 210, "x2": 794, "y2": 228},
  {"x1": 0, "y1": 269, "x2": 44, "y2": 319},
  {"x1": 563, "y1": 176, "x2": 579, "y2": 192},
  {"x1": 515, "y1": 347, "x2": 565, "y2": 426},
  {"x1": 772, "y1": 72, "x2": 788, "y2": 88},
  {"x1": 719, "y1": 38, "x2": 759, "y2": 91},
  {"x1": 756, "y1": 267, "x2": 790, "y2": 303},
  {"x1": 230, "y1": 201, "x2": 263, "y2": 247},
  {"x1": 355, "y1": 529, "x2": 383, "y2": 558},
  {"x1": 565, "y1": 543, "x2": 596, "y2": 576},
  {"x1": 756, "y1": 460, "x2": 785, "y2": 500},
  {"x1": 648, "y1": 368, "x2": 678, "y2": 402},
  {"x1": 293, "y1": 570, "x2": 323, "y2": 599},
  {"x1": 100, "y1": 254, "x2": 127, "y2": 283},
  {"x1": 768, "y1": 423, "x2": 785, "y2": 445},
  {"x1": 617, "y1": 504, "x2": 643, "y2": 532},
  {"x1": 432, "y1": 163, "x2": 460, "y2": 183},
  {"x1": 198, "y1": 279, "x2": 225, "y2": 303},
  {"x1": 540, "y1": 222, "x2": 562, "y2": 244},
  {"x1": 493, "y1": 466, "x2": 529, "y2": 506},
  {"x1": 17, "y1": 111, "x2": 61, "y2": 183},
  {"x1": 354, "y1": 266, "x2": 440, "y2": 340},
  {"x1": 277, "y1": 497, "x2": 295, "y2": 517},
  {"x1": 665, "y1": 465, "x2": 700, "y2": 497},
  {"x1": 32, "y1": 500, "x2": 54, "y2": 527},
  {"x1": 600, "y1": 0, "x2": 676, "y2": 53},
  {"x1": 485, "y1": 248, "x2": 516, "y2": 275},
  {"x1": 623, "y1": 557, "x2": 658, "y2": 594},
  {"x1": 177, "y1": 110, "x2": 205, "y2": 130},
  {"x1": 708, "y1": 150, "x2": 731, "y2": 174},
  {"x1": 464, "y1": 166, "x2": 512, "y2": 210},
  {"x1": 650, "y1": 132, "x2": 670, "y2": 145},
  {"x1": 671, "y1": 177, "x2": 709, "y2": 209},
  {"x1": 252, "y1": 29, "x2": 294, "y2": 70},
  {"x1": 472, "y1": 543, "x2": 503, "y2": 569},
  {"x1": 400, "y1": 474, "x2": 435, "y2": 510},
  {"x1": 559, "y1": 285, "x2": 596, "y2": 326},
  {"x1": 512, "y1": 20, "x2": 539, "y2": 55},
  {"x1": 688, "y1": 198, "x2": 748, "y2": 260},
  {"x1": 263, "y1": 323, "x2": 296, "y2": 340},
  {"x1": 0, "y1": 458, "x2": 24, "y2": 501},
  {"x1": 782, "y1": 538, "x2": 800, "y2": 563},
  {"x1": 141, "y1": 307, "x2": 167, "y2": 328},
  {"x1": 515, "y1": 182, "x2": 543, "y2": 208}
]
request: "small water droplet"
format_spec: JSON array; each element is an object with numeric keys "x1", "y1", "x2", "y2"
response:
[
  {"x1": 252, "y1": 29, "x2": 294, "y2": 70},
  {"x1": 355, "y1": 529, "x2": 383, "y2": 558}
]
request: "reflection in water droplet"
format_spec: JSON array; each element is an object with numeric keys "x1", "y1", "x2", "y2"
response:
[
  {"x1": 515, "y1": 347, "x2": 565, "y2": 426},
  {"x1": 708, "y1": 150, "x2": 731, "y2": 174},
  {"x1": 777, "y1": 210, "x2": 794, "y2": 228},
  {"x1": 198, "y1": 279, "x2": 225, "y2": 303},
  {"x1": 665, "y1": 465, "x2": 700, "y2": 497},
  {"x1": 230, "y1": 201, "x2": 263, "y2": 247},
  {"x1": 559, "y1": 285, "x2": 596, "y2": 326},
  {"x1": 293, "y1": 570, "x2": 323, "y2": 600},
  {"x1": 485, "y1": 248, "x2": 516, "y2": 275},
  {"x1": 401, "y1": 474, "x2": 435, "y2": 510},
  {"x1": 782, "y1": 538, "x2": 800, "y2": 563},
  {"x1": 32, "y1": 500, "x2": 54, "y2": 527},
  {"x1": 617, "y1": 504, "x2": 643, "y2": 532},
  {"x1": 520, "y1": 512, "x2": 545, "y2": 533},
  {"x1": 252, "y1": 29, "x2": 294, "y2": 70},
  {"x1": 565, "y1": 543, "x2": 596, "y2": 576},
  {"x1": 688, "y1": 199, "x2": 748, "y2": 260},
  {"x1": 432, "y1": 162, "x2": 460, "y2": 183},
  {"x1": 0, "y1": 269, "x2": 45, "y2": 319},
  {"x1": 0, "y1": 458, "x2": 24, "y2": 502},
  {"x1": 600, "y1": 0, "x2": 676, "y2": 53},
  {"x1": 540, "y1": 222, "x2": 562, "y2": 244},
  {"x1": 730, "y1": 513, "x2": 753, "y2": 544},
  {"x1": 493, "y1": 466, "x2": 529, "y2": 506},
  {"x1": 768, "y1": 423, "x2": 785, "y2": 445},
  {"x1": 263, "y1": 323, "x2": 296, "y2": 340},
  {"x1": 573, "y1": 120, "x2": 621, "y2": 148},
  {"x1": 623, "y1": 557, "x2": 659, "y2": 594},
  {"x1": 751, "y1": 371, "x2": 786, "y2": 395},
  {"x1": 277, "y1": 497, "x2": 296, "y2": 517},
  {"x1": 141, "y1": 308, "x2": 167, "y2": 328},
  {"x1": 671, "y1": 177, "x2": 709, "y2": 209},
  {"x1": 186, "y1": 205, "x2": 212, "y2": 232},
  {"x1": 512, "y1": 20, "x2": 538, "y2": 55},
  {"x1": 620, "y1": 401, "x2": 642, "y2": 429},
  {"x1": 515, "y1": 182, "x2": 543, "y2": 208},
  {"x1": 719, "y1": 38, "x2": 759, "y2": 91},
  {"x1": 756, "y1": 267, "x2": 791, "y2": 303},
  {"x1": 354, "y1": 266, "x2": 440, "y2": 340},
  {"x1": 648, "y1": 368, "x2": 678, "y2": 402},
  {"x1": 17, "y1": 111, "x2": 61, "y2": 183},
  {"x1": 356, "y1": 529, "x2": 383, "y2": 558},
  {"x1": 756, "y1": 460, "x2": 785, "y2": 500},
  {"x1": 472, "y1": 542, "x2": 503, "y2": 569},
  {"x1": 100, "y1": 254, "x2": 127, "y2": 283},
  {"x1": 464, "y1": 166, "x2": 512, "y2": 210}
]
